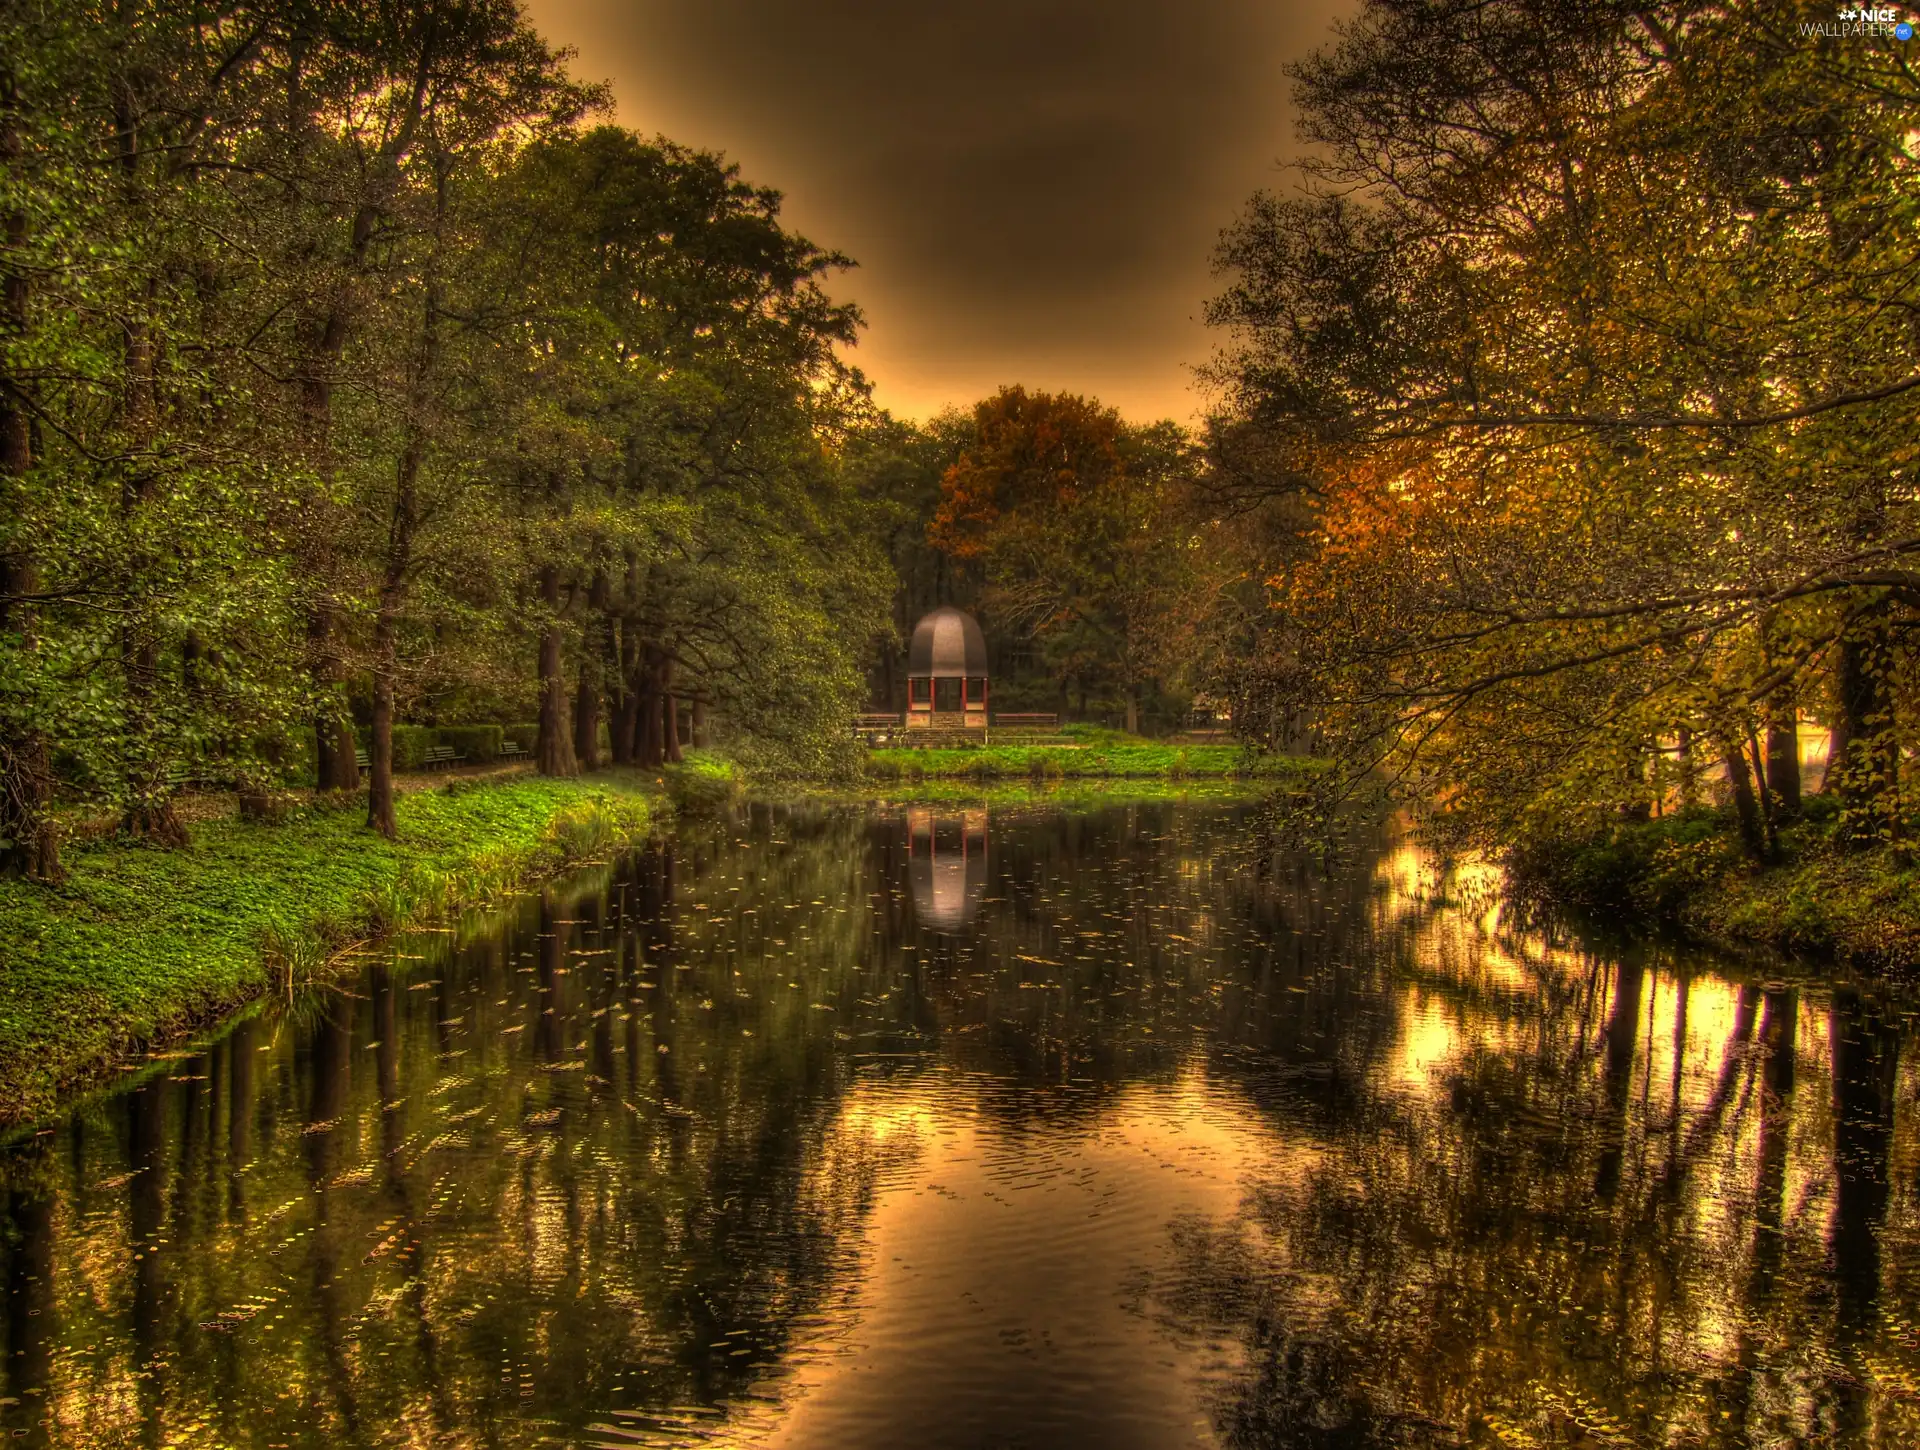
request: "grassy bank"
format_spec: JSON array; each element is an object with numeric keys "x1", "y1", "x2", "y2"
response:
[
  {"x1": 0, "y1": 774, "x2": 660, "y2": 1125},
  {"x1": 1508, "y1": 797, "x2": 1920, "y2": 972},
  {"x1": 834, "y1": 778, "x2": 1298, "y2": 809},
  {"x1": 864, "y1": 726, "x2": 1320, "y2": 783}
]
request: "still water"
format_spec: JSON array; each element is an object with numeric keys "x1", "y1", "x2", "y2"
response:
[{"x1": 2, "y1": 799, "x2": 1917, "y2": 1448}]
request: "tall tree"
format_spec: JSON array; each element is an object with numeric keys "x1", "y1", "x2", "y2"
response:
[
  {"x1": 1205, "y1": 0, "x2": 1920, "y2": 854},
  {"x1": 930, "y1": 388, "x2": 1199, "y2": 732}
]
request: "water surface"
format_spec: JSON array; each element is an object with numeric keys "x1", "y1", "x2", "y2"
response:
[{"x1": 3, "y1": 799, "x2": 1916, "y2": 1447}]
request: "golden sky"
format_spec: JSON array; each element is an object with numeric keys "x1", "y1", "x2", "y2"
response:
[{"x1": 522, "y1": 0, "x2": 1354, "y2": 424}]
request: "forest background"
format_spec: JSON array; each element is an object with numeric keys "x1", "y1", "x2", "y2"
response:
[{"x1": 4, "y1": 0, "x2": 1918, "y2": 959}]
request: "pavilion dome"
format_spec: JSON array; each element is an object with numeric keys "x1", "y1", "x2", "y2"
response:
[{"x1": 907, "y1": 606, "x2": 987, "y2": 677}]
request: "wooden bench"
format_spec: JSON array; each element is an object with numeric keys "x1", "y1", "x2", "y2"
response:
[
  {"x1": 351, "y1": 745, "x2": 467, "y2": 772},
  {"x1": 854, "y1": 712, "x2": 904, "y2": 746},
  {"x1": 500, "y1": 739, "x2": 527, "y2": 759}
]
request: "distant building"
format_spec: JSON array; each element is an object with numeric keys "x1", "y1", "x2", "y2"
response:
[{"x1": 906, "y1": 606, "x2": 988, "y2": 731}]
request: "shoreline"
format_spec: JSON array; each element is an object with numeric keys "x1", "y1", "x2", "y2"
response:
[
  {"x1": 1508, "y1": 804, "x2": 1920, "y2": 977},
  {"x1": 0, "y1": 773, "x2": 663, "y2": 1129},
  {"x1": 862, "y1": 734, "x2": 1322, "y2": 785},
  {"x1": 0, "y1": 754, "x2": 1304, "y2": 1129}
]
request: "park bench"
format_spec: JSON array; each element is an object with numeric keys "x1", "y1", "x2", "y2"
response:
[
  {"x1": 423, "y1": 744, "x2": 464, "y2": 770},
  {"x1": 500, "y1": 739, "x2": 527, "y2": 759},
  {"x1": 853, "y1": 712, "x2": 904, "y2": 746}
]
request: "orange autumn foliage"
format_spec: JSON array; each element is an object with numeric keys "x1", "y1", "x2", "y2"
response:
[{"x1": 928, "y1": 387, "x2": 1127, "y2": 560}]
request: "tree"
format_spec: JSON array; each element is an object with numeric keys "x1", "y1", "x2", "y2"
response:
[
  {"x1": 479, "y1": 126, "x2": 888, "y2": 781},
  {"x1": 930, "y1": 387, "x2": 1199, "y2": 732},
  {"x1": 1205, "y1": 0, "x2": 1920, "y2": 855},
  {"x1": 0, "y1": 0, "x2": 892, "y2": 854}
]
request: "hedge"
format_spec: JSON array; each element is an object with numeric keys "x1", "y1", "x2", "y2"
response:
[{"x1": 435, "y1": 724, "x2": 504, "y2": 764}]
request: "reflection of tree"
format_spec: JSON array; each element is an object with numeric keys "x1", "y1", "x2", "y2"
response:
[
  {"x1": 1149, "y1": 893, "x2": 1918, "y2": 1447},
  {"x1": 4, "y1": 1145, "x2": 53, "y2": 1449},
  {"x1": 0, "y1": 823, "x2": 895, "y2": 1447},
  {"x1": 0, "y1": 802, "x2": 1910, "y2": 1449}
]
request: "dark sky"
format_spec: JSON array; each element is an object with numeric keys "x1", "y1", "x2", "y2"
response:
[{"x1": 524, "y1": 0, "x2": 1353, "y2": 423}]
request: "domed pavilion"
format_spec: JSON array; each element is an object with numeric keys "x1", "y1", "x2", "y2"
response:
[{"x1": 906, "y1": 606, "x2": 987, "y2": 731}]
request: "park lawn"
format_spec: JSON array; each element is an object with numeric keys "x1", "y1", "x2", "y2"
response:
[
  {"x1": 864, "y1": 729, "x2": 1317, "y2": 782},
  {"x1": 0, "y1": 774, "x2": 659, "y2": 1127},
  {"x1": 829, "y1": 778, "x2": 1297, "y2": 809}
]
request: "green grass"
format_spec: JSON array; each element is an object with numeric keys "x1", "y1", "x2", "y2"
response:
[
  {"x1": 820, "y1": 778, "x2": 1298, "y2": 809},
  {"x1": 0, "y1": 774, "x2": 660, "y2": 1126},
  {"x1": 864, "y1": 726, "x2": 1319, "y2": 783},
  {"x1": 1508, "y1": 796, "x2": 1920, "y2": 972},
  {"x1": 660, "y1": 749, "x2": 747, "y2": 813}
]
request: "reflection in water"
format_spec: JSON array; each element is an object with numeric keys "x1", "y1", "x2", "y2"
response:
[
  {"x1": 0, "y1": 800, "x2": 1913, "y2": 1448},
  {"x1": 907, "y1": 807, "x2": 989, "y2": 931}
]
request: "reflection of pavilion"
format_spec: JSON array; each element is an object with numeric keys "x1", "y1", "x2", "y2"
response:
[{"x1": 907, "y1": 808, "x2": 989, "y2": 931}]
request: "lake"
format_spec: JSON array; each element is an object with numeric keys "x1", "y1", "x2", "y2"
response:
[{"x1": 2, "y1": 798, "x2": 1914, "y2": 1448}]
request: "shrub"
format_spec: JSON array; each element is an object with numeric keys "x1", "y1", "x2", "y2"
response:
[
  {"x1": 435, "y1": 724, "x2": 504, "y2": 764},
  {"x1": 278, "y1": 727, "x2": 319, "y2": 786},
  {"x1": 354, "y1": 724, "x2": 435, "y2": 772},
  {"x1": 663, "y1": 751, "x2": 745, "y2": 814},
  {"x1": 393, "y1": 725, "x2": 436, "y2": 772},
  {"x1": 258, "y1": 917, "x2": 325, "y2": 999},
  {"x1": 544, "y1": 793, "x2": 650, "y2": 861},
  {"x1": 1507, "y1": 808, "x2": 1740, "y2": 919}
]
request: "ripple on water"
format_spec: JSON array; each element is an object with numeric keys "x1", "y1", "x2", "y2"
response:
[{"x1": 0, "y1": 799, "x2": 1915, "y2": 1449}]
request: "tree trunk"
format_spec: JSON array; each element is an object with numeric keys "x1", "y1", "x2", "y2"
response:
[
  {"x1": 1622, "y1": 743, "x2": 1652, "y2": 822},
  {"x1": 1830, "y1": 602, "x2": 1897, "y2": 845},
  {"x1": 610, "y1": 617, "x2": 639, "y2": 766},
  {"x1": 0, "y1": 549, "x2": 59, "y2": 878},
  {"x1": 574, "y1": 575, "x2": 607, "y2": 770},
  {"x1": 598, "y1": 600, "x2": 625, "y2": 766},
  {"x1": 1745, "y1": 723, "x2": 1775, "y2": 856},
  {"x1": 536, "y1": 565, "x2": 578, "y2": 778},
  {"x1": 1675, "y1": 726, "x2": 1698, "y2": 810},
  {"x1": 116, "y1": 308, "x2": 185, "y2": 846},
  {"x1": 659, "y1": 655, "x2": 683, "y2": 764},
  {"x1": 367, "y1": 591, "x2": 398, "y2": 838},
  {"x1": 573, "y1": 656, "x2": 602, "y2": 771},
  {"x1": 367, "y1": 412, "x2": 426, "y2": 839},
  {"x1": 637, "y1": 646, "x2": 664, "y2": 768},
  {"x1": 1764, "y1": 691, "x2": 1801, "y2": 817},
  {"x1": 1123, "y1": 687, "x2": 1139, "y2": 736},
  {"x1": 309, "y1": 603, "x2": 361, "y2": 792},
  {"x1": 691, "y1": 698, "x2": 709, "y2": 749},
  {"x1": 1715, "y1": 726, "x2": 1768, "y2": 862}
]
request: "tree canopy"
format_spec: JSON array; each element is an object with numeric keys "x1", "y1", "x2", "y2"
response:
[
  {"x1": 0, "y1": 0, "x2": 889, "y2": 872},
  {"x1": 1204, "y1": 0, "x2": 1920, "y2": 858}
]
